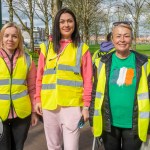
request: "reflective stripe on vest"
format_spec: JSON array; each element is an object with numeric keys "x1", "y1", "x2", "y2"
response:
[
  {"x1": 25, "y1": 53, "x2": 31, "y2": 71},
  {"x1": 58, "y1": 43, "x2": 83, "y2": 74},
  {"x1": 57, "y1": 79, "x2": 83, "y2": 87},
  {"x1": 93, "y1": 60, "x2": 104, "y2": 137},
  {"x1": 138, "y1": 92, "x2": 149, "y2": 100},
  {"x1": 95, "y1": 92, "x2": 102, "y2": 99},
  {"x1": 97, "y1": 61, "x2": 103, "y2": 77},
  {"x1": 44, "y1": 69, "x2": 56, "y2": 75},
  {"x1": 137, "y1": 61, "x2": 150, "y2": 142},
  {"x1": 94, "y1": 109, "x2": 100, "y2": 116},
  {"x1": 140, "y1": 112, "x2": 149, "y2": 118},
  {"x1": 42, "y1": 84, "x2": 56, "y2": 89},
  {"x1": 42, "y1": 79, "x2": 83, "y2": 90},
  {"x1": 0, "y1": 90, "x2": 28, "y2": 100},
  {"x1": 0, "y1": 79, "x2": 26, "y2": 85},
  {"x1": 143, "y1": 62, "x2": 148, "y2": 76}
]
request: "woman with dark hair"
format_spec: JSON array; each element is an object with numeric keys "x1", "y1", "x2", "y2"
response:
[{"x1": 35, "y1": 8, "x2": 92, "y2": 150}]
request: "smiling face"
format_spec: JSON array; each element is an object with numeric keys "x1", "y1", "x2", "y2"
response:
[
  {"x1": 2, "y1": 27, "x2": 19, "y2": 54},
  {"x1": 112, "y1": 24, "x2": 133, "y2": 56},
  {"x1": 59, "y1": 12, "x2": 75, "y2": 39}
]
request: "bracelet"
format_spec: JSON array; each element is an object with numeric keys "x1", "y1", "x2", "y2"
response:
[{"x1": 83, "y1": 106, "x2": 89, "y2": 110}]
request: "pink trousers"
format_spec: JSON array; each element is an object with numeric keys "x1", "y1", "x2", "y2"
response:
[{"x1": 43, "y1": 106, "x2": 82, "y2": 150}]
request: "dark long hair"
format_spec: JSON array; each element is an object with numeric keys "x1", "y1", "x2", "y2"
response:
[
  {"x1": 107, "y1": 32, "x2": 112, "y2": 41},
  {"x1": 52, "y1": 8, "x2": 80, "y2": 53}
]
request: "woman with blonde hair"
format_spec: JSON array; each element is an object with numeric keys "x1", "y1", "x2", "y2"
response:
[{"x1": 0, "y1": 22, "x2": 38, "y2": 150}]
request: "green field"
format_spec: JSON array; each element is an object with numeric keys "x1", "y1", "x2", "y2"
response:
[
  {"x1": 89, "y1": 44, "x2": 150, "y2": 56},
  {"x1": 31, "y1": 44, "x2": 150, "y2": 66},
  {"x1": 135, "y1": 44, "x2": 150, "y2": 56}
]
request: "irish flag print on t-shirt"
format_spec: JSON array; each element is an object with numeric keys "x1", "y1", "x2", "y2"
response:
[{"x1": 116, "y1": 67, "x2": 134, "y2": 86}]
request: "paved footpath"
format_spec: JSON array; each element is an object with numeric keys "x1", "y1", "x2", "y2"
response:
[{"x1": 24, "y1": 122, "x2": 94, "y2": 150}]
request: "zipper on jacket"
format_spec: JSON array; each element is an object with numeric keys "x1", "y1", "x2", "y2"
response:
[
  {"x1": 9, "y1": 55, "x2": 14, "y2": 118},
  {"x1": 106, "y1": 58, "x2": 112, "y2": 132},
  {"x1": 132, "y1": 64, "x2": 141, "y2": 130},
  {"x1": 2, "y1": 49, "x2": 16, "y2": 118}
]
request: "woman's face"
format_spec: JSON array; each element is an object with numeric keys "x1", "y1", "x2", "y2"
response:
[
  {"x1": 59, "y1": 13, "x2": 75, "y2": 39},
  {"x1": 3, "y1": 27, "x2": 19, "y2": 53},
  {"x1": 112, "y1": 26, "x2": 132, "y2": 53}
]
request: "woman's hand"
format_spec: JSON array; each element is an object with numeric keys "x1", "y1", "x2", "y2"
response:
[
  {"x1": 35, "y1": 102, "x2": 43, "y2": 116},
  {"x1": 82, "y1": 108, "x2": 89, "y2": 122},
  {"x1": 31, "y1": 112, "x2": 38, "y2": 127}
]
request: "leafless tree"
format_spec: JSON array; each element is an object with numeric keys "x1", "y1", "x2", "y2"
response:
[
  {"x1": 144, "y1": 0, "x2": 150, "y2": 29},
  {"x1": 51, "y1": 0, "x2": 63, "y2": 25},
  {"x1": 34, "y1": 0, "x2": 51, "y2": 39},
  {"x1": 64, "y1": 0, "x2": 103, "y2": 44},
  {"x1": 13, "y1": 0, "x2": 35, "y2": 51},
  {"x1": 123, "y1": 0, "x2": 146, "y2": 49},
  {"x1": 4, "y1": 0, "x2": 13, "y2": 22}
]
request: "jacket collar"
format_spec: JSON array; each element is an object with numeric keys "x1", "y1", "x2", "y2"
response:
[{"x1": 101, "y1": 50, "x2": 148, "y2": 67}]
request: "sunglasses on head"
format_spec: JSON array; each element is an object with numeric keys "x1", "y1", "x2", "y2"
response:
[{"x1": 113, "y1": 21, "x2": 132, "y2": 26}]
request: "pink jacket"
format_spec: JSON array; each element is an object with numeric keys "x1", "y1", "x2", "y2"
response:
[
  {"x1": 0, "y1": 49, "x2": 37, "y2": 119},
  {"x1": 35, "y1": 40, "x2": 93, "y2": 107}
]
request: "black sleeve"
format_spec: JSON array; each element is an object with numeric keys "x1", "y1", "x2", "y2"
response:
[{"x1": 89, "y1": 64, "x2": 98, "y2": 127}]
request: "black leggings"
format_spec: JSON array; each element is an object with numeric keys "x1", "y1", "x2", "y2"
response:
[
  {"x1": 102, "y1": 126, "x2": 142, "y2": 150},
  {"x1": 0, "y1": 115, "x2": 31, "y2": 150}
]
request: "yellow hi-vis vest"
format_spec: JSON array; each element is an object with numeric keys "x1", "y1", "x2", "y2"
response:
[
  {"x1": 0, "y1": 53, "x2": 32, "y2": 121},
  {"x1": 93, "y1": 58, "x2": 150, "y2": 142},
  {"x1": 40, "y1": 42, "x2": 89, "y2": 110},
  {"x1": 92, "y1": 48, "x2": 115, "y2": 64}
]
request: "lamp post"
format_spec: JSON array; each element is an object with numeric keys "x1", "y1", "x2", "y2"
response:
[{"x1": 0, "y1": 0, "x2": 2, "y2": 29}]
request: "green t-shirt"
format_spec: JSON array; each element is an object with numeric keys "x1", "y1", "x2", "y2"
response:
[{"x1": 109, "y1": 52, "x2": 136, "y2": 128}]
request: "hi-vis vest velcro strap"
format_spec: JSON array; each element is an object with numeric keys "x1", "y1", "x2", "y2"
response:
[
  {"x1": 42, "y1": 79, "x2": 83, "y2": 90},
  {"x1": 58, "y1": 43, "x2": 83, "y2": 74},
  {"x1": 0, "y1": 79, "x2": 26, "y2": 85},
  {"x1": 25, "y1": 53, "x2": 31, "y2": 71},
  {"x1": 0, "y1": 90, "x2": 28, "y2": 100}
]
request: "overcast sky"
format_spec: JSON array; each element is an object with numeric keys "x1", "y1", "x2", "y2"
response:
[
  {"x1": 2, "y1": 2, "x2": 45, "y2": 28},
  {"x1": 2, "y1": 1, "x2": 150, "y2": 36}
]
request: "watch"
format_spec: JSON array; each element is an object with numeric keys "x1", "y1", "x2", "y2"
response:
[{"x1": 83, "y1": 106, "x2": 89, "y2": 110}]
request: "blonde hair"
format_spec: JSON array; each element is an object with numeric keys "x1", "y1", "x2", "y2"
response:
[{"x1": 0, "y1": 22, "x2": 24, "y2": 55}]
